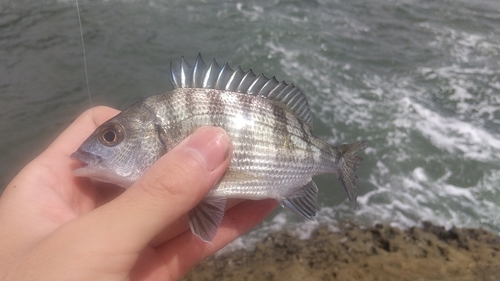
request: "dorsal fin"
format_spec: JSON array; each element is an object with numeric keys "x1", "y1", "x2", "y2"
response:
[{"x1": 169, "y1": 54, "x2": 313, "y2": 126}]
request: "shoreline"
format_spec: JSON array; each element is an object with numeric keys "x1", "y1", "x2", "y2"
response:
[{"x1": 182, "y1": 221, "x2": 500, "y2": 281}]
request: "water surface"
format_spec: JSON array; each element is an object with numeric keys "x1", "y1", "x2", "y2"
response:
[{"x1": 1, "y1": 0, "x2": 499, "y2": 242}]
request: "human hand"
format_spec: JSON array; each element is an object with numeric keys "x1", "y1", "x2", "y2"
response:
[{"x1": 0, "y1": 106, "x2": 277, "y2": 281}]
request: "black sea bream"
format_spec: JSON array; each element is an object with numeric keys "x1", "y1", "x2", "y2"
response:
[{"x1": 71, "y1": 55, "x2": 367, "y2": 242}]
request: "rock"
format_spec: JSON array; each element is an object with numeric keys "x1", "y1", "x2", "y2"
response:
[{"x1": 182, "y1": 221, "x2": 500, "y2": 281}]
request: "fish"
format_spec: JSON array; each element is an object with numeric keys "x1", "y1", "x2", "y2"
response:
[{"x1": 71, "y1": 54, "x2": 367, "y2": 242}]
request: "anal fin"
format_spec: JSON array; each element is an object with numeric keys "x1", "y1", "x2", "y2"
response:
[
  {"x1": 282, "y1": 181, "x2": 318, "y2": 221},
  {"x1": 188, "y1": 197, "x2": 227, "y2": 242}
]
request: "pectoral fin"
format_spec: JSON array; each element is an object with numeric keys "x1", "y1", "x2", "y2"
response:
[
  {"x1": 282, "y1": 181, "x2": 318, "y2": 221},
  {"x1": 188, "y1": 197, "x2": 227, "y2": 242}
]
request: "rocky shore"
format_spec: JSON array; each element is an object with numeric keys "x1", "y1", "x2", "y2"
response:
[{"x1": 182, "y1": 221, "x2": 500, "y2": 281}]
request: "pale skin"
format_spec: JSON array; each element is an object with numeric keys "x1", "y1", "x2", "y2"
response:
[{"x1": 0, "y1": 106, "x2": 278, "y2": 281}]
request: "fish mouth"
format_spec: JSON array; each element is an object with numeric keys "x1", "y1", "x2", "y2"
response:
[
  {"x1": 70, "y1": 150, "x2": 102, "y2": 177},
  {"x1": 71, "y1": 150, "x2": 100, "y2": 166},
  {"x1": 70, "y1": 150, "x2": 133, "y2": 188}
]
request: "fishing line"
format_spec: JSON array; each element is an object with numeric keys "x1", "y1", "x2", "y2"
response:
[{"x1": 75, "y1": 0, "x2": 94, "y2": 113}]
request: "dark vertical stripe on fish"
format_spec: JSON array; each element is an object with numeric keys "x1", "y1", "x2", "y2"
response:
[
  {"x1": 272, "y1": 104, "x2": 292, "y2": 154},
  {"x1": 184, "y1": 89, "x2": 195, "y2": 117},
  {"x1": 163, "y1": 91, "x2": 178, "y2": 125},
  {"x1": 298, "y1": 116, "x2": 314, "y2": 162},
  {"x1": 208, "y1": 90, "x2": 225, "y2": 126},
  {"x1": 158, "y1": 91, "x2": 184, "y2": 150}
]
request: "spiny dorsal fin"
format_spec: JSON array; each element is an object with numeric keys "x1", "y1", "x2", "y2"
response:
[{"x1": 169, "y1": 54, "x2": 313, "y2": 126}]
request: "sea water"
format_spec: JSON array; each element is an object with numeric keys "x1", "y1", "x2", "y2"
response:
[{"x1": 1, "y1": 0, "x2": 499, "y2": 246}]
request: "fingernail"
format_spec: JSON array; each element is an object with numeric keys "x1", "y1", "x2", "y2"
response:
[{"x1": 184, "y1": 127, "x2": 231, "y2": 171}]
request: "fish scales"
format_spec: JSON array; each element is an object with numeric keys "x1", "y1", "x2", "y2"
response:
[
  {"x1": 71, "y1": 55, "x2": 367, "y2": 242},
  {"x1": 147, "y1": 88, "x2": 321, "y2": 197}
]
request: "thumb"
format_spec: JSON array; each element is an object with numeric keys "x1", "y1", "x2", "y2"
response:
[{"x1": 86, "y1": 126, "x2": 232, "y2": 251}]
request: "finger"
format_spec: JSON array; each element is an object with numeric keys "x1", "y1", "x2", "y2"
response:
[
  {"x1": 2, "y1": 106, "x2": 120, "y2": 209},
  {"x1": 0, "y1": 107, "x2": 121, "y2": 252},
  {"x1": 131, "y1": 199, "x2": 279, "y2": 280},
  {"x1": 28, "y1": 106, "x2": 120, "y2": 212},
  {"x1": 7, "y1": 106, "x2": 120, "y2": 190},
  {"x1": 45, "y1": 106, "x2": 120, "y2": 158},
  {"x1": 81, "y1": 126, "x2": 232, "y2": 252},
  {"x1": 23, "y1": 106, "x2": 120, "y2": 190}
]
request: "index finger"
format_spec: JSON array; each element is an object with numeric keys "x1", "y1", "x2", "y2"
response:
[{"x1": 44, "y1": 106, "x2": 120, "y2": 159}]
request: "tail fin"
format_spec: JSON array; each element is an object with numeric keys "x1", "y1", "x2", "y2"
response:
[{"x1": 336, "y1": 141, "x2": 368, "y2": 209}]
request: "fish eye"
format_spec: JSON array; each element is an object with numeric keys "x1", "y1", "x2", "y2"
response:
[{"x1": 98, "y1": 123, "x2": 124, "y2": 147}]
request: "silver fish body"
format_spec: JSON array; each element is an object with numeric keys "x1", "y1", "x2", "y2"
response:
[{"x1": 71, "y1": 55, "x2": 367, "y2": 242}]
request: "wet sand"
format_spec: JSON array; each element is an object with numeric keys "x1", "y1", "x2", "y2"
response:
[{"x1": 182, "y1": 221, "x2": 500, "y2": 281}]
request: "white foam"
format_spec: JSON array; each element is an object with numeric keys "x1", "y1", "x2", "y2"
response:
[
  {"x1": 412, "y1": 167, "x2": 428, "y2": 182},
  {"x1": 402, "y1": 98, "x2": 500, "y2": 162},
  {"x1": 235, "y1": 3, "x2": 264, "y2": 22},
  {"x1": 223, "y1": 20, "x2": 500, "y2": 251}
]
